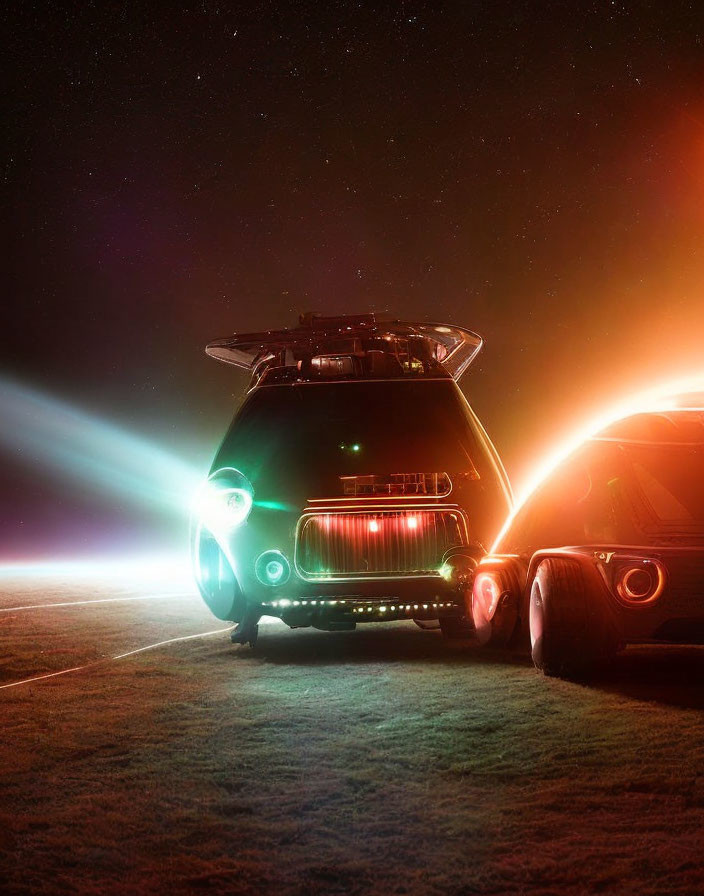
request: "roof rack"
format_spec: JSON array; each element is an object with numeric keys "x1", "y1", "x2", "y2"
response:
[{"x1": 206, "y1": 312, "x2": 483, "y2": 387}]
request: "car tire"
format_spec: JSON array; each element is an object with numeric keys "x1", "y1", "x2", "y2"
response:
[
  {"x1": 529, "y1": 558, "x2": 616, "y2": 678},
  {"x1": 195, "y1": 530, "x2": 247, "y2": 622},
  {"x1": 472, "y1": 585, "x2": 519, "y2": 649}
]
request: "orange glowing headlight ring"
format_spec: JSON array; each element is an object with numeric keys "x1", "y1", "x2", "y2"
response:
[
  {"x1": 615, "y1": 560, "x2": 666, "y2": 606},
  {"x1": 491, "y1": 371, "x2": 704, "y2": 553}
]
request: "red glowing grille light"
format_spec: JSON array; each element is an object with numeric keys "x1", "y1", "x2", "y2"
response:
[
  {"x1": 340, "y1": 472, "x2": 455, "y2": 497},
  {"x1": 296, "y1": 508, "x2": 468, "y2": 579}
]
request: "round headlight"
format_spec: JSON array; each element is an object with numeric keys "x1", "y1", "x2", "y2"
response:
[
  {"x1": 195, "y1": 468, "x2": 253, "y2": 535},
  {"x1": 255, "y1": 550, "x2": 291, "y2": 587}
]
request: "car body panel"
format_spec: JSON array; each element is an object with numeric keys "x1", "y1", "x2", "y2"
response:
[
  {"x1": 480, "y1": 408, "x2": 704, "y2": 649},
  {"x1": 193, "y1": 314, "x2": 512, "y2": 629}
]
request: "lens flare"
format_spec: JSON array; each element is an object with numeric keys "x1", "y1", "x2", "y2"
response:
[
  {"x1": 193, "y1": 482, "x2": 253, "y2": 535},
  {"x1": 491, "y1": 371, "x2": 704, "y2": 551}
]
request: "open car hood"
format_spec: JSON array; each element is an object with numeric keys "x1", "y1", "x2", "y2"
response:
[{"x1": 205, "y1": 312, "x2": 483, "y2": 384}]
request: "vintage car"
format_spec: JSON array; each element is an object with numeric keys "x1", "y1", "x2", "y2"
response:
[
  {"x1": 192, "y1": 312, "x2": 512, "y2": 644},
  {"x1": 471, "y1": 403, "x2": 704, "y2": 676}
]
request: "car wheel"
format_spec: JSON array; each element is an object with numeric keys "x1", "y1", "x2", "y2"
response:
[
  {"x1": 471, "y1": 574, "x2": 518, "y2": 649},
  {"x1": 195, "y1": 530, "x2": 246, "y2": 622},
  {"x1": 414, "y1": 619, "x2": 441, "y2": 631},
  {"x1": 530, "y1": 558, "x2": 616, "y2": 678}
]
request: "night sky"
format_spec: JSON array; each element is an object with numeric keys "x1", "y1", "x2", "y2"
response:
[{"x1": 4, "y1": 1, "x2": 704, "y2": 558}]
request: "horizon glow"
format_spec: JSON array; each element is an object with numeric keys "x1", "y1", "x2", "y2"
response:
[{"x1": 0, "y1": 551, "x2": 193, "y2": 584}]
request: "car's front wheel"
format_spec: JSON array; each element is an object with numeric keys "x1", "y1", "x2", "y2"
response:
[
  {"x1": 194, "y1": 529, "x2": 246, "y2": 622},
  {"x1": 471, "y1": 570, "x2": 519, "y2": 649},
  {"x1": 529, "y1": 558, "x2": 616, "y2": 678}
]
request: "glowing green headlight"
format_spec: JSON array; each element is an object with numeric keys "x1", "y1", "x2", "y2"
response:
[{"x1": 195, "y1": 469, "x2": 253, "y2": 535}]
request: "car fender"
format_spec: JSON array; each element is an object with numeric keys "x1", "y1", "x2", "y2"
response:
[
  {"x1": 526, "y1": 548, "x2": 603, "y2": 586},
  {"x1": 473, "y1": 554, "x2": 528, "y2": 644}
]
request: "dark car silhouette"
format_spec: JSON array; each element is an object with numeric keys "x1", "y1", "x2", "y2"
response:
[
  {"x1": 471, "y1": 402, "x2": 704, "y2": 676},
  {"x1": 192, "y1": 312, "x2": 511, "y2": 644}
]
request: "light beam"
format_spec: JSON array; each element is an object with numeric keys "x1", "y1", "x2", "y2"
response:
[{"x1": 0, "y1": 377, "x2": 205, "y2": 518}]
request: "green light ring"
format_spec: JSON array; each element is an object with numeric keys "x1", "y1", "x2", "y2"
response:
[{"x1": 255, "y1": 550, "x2": 291, "y2": 587}]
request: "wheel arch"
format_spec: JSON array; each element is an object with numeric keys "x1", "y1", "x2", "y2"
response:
[
  {"x1": 192, "y1": 522, "x2": 247, "y2": 621},
  {"x1": 527, "y1": 548, "x2": 603, "y2": 591}
]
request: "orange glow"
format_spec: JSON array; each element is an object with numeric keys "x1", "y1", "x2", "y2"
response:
[
  {"x1": 491, "y1": 371, "x2": 704, "y2": 552},
  {"x1": 407, "y1": 516, "x2": 418, "y2": 529}
]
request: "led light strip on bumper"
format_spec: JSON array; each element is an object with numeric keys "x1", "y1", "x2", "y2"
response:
[{"x1": 262, "y1": 598, "x2": 460, "y2": 613}]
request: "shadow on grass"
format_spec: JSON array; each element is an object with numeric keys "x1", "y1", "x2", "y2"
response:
[
  {"x1": 584, "y1": 645, "x2": 704, "y2": 710},
  {"x1": 236, "y1": 620, "x2": 529, "y2": 669},
  {"x1": 238, "y1": 623, "x2": 704, "y2": 709}
]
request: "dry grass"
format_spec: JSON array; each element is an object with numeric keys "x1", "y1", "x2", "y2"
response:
[{"x1": 1, "y1": 578, "x2": 703, "y2": 895}]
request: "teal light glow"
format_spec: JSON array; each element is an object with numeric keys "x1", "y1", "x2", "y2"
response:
[
  {"x1": 0, "y1": 377, "x2": 204, "y2": 517},
  {"x1": 254, "y1": 499, "x2": 298, "y2": 512},
  {"x1": 265, "y1": 559, "x2": 285, "y2": 583}
]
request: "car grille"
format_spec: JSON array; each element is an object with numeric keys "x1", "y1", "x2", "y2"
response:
[{"x1": 295, "y1": 508, "x2": 467, "y2": 579}]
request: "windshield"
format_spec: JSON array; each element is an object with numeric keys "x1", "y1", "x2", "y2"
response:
[
  {"x1": 214, "y1": 380, "x2": 507, "y2": 508},
  {"x1": 499, "y1": 439, "x2": 704, "y2": 553}
]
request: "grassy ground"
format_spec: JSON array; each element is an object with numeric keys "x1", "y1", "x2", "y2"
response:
[{"x1": 1, "y1": 577, "x2": 703, "y2": 895}]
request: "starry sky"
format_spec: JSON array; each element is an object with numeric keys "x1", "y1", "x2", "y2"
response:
[{"x1": 4, "y1": 0, "x2": 704, "y2": 557}]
